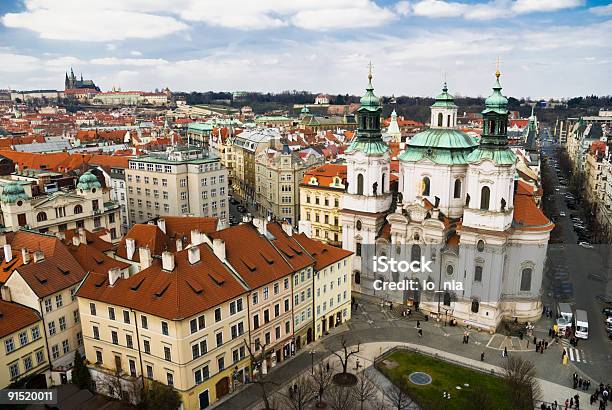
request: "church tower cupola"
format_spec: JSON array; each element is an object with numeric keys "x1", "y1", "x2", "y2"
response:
[{"x1": 430, "y1": 82, "x2": 458, "y2": 129}]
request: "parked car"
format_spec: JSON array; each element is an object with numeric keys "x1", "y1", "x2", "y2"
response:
[
  {"x1": 603, "y1": 307, "x2": 612, "y2": 317},
  {"x1": 559, "y1": 211, "x2": 566, "y2": 217},
  {"x1": 578, "y1": 242, "x2": 594, "y2": 249}
]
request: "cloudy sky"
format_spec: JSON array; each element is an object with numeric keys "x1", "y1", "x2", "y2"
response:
[{"x1": 1, "y1": 0, "x2": 611, "y2": 98}]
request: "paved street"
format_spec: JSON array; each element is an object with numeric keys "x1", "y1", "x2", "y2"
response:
[{"x1": 540, "y1": 139, "x2": 612, "y2": 383}]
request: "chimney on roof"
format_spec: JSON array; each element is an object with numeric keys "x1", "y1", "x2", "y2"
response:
[
  {"x1": 253, "y1": 217, "x2": 268, "y2": 236},
  {"x1": 33, "y1": 250, "x2": 45, "y2": 263},
  {"x1": 242, "y1": 214, "x2": 253, "y2": 224},
  {"x1": 157, "y1": 218, "x2": 166, "y2": 233},
  {"x1": 162, "y1": 251, "x2": 175, "y2": 271},
  {"x1": 0, "y1": 285, "x2": 11, "y2": 302},
  {"x1": 78, "y1": 228, "x2": 87, "y2": 245},
  {"x1": 108, "y1": 267, "x2": 122, "y2": 287},
  {"x1": 21, "y1": 248, "x2": 30, "y2": 264},
  {"x1": 188, "y1": 246, "x2": 201, "y2": 264},
  {"x1": 55, "y1": 231, "x2": 65, "y2": 241},
  {"x1": 212, "y1": 238, "x2": 226, "y2": 261},
  {"x1": 139, "y1": 247, "x2": 152, "y2": 270},
  {"x1": 191, "y1": 230, "x2": 202, "y2": 246},
  {"x1": 126, "y1": 238, "x2": 136, "y2": 260},
  {"x1": 72, "y1": 235, "x2": 80, "y2": 246},
  {"x1": 281, "y1": 221, "x2": 293, "y2": 237},
  {"x1": 176, "y1": 238, "x2": 183, "y2": 252},
  {"x1": 3, "y1": 244, "x2": 12, "y2": 263}
]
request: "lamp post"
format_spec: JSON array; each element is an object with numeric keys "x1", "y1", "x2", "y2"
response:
[{"x1": 309, "y1": 349, "x2": 316, "y2": 374}]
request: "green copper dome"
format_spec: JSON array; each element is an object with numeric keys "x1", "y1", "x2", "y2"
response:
[
  {"x1": 483, "y1": 72, "x2": 508, "y2": 115},
  {"x1": 358, "y1": 73, "x2": 380, "y2": 112},
  {"x1": 1, "y1": 182, "x2": 29, "y2": 204},
  {"x1": 431, "y1": 82, "x2": 457, "y2": 108},
  {"x1": 300, "y1": 106, "x2": 310, "y2": 114},
  {"x1": 77, "y1": 171, "x2": 102, "y2": 191},
  {"x1": 399, "y1": 129, "x2": 477, "y2": 164}
]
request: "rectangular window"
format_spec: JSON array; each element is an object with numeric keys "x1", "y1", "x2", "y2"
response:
[
  {"x1": 474, "y1": 266, "x2": 483, "y2": 282},
  {"x1": 96, "y1": 351, "x2": 103, "y2": 364},
  {"x1": 62, "y1": 339, "x2": 69, "y2": 353},
  {"x1": 123, "y1": 310, "x2": 130, "y2": 324},
  {"x1": 141, "y1": 315, "x2": 148, "y2": 329},
  {"x1": 167, "y1": 372, "x2": 174, "y2": 386},
  {"x1": 164, "y1": 346, "x2": 171, "y2": 361},
  {"x1": 44, "y1": 299, "x2": 52, "y2": 313},
  {"x1": 108, "y1": 307, "x2": 115, "y2": 320},
  {"x1": 146, "y1": 365, "x2": 153, "y2": 379},
  {"x1": 263, "y1": 287, "x2": 269, "y2": 300},
  {"x1": 52, "y1": 345, "x2": 59, "y2": 359},
  {"x1": 77, "y1": 332, "x2": 83, "y2": 346},
  {"x1": 264, "y1": 309, "x2": 270, "y2": 323},
  {"x1": 19, "y1": 331, "x2": 28, "y2": 346},
  {"x1": 89, "y1": 303, "x2": 96, "y2": 316},
  {"x1": 93, "y1": 326, "x2": 99, "y2": 340},
  {"x1": 9, "y1": 362, "x2": 19, "y2": 379},
  {"x1": 143, "y1": 339, "x2": 150, "y2": 354},
  {"x1": 111, "y1": 331, "x2": 118, "y2": 345},
  {"x1": 126, "y1": 334, "x2": 133, "y2": 348},
  {"x1": 36, "y1": 350, "x2": 45, "y2": 364},
  {"x1": 55, "y1": 294, "x2": 63, "y2": 308},
  {"x1": 252, "y1": 292, "x2": 258, "y2": 305},
  {"x1": 161, "y1": 321, "x2": 169, "y2": 336},
  {"x1": 216, "y1": 332, "x2": 223, "y2": 347},
  {"x1": 48, "y1": 321, "x2": 56, "y2": 336},
  {"x1": 218, "y1": 357, "x2": 225, "y2": 371},
  {"x1": 253, "y1": 314, "x2": 260, "y2": 329},
  {"x1": 59, "y1": 316, "x2": 66, "y2": 331},
  {"x1": 215, "y1": 308, "x2": 222, "y2": 322},
  {"x1": 5, "y1": 338, "x2": 15, "y2": 353},
  {"x1": 31, "y1": 326, "x2": 40, "y2": 340}
]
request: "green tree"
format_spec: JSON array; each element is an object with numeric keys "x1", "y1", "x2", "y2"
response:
[
  {"x1": 145, "y1": 380, "x2": 182, "y2": 410},
  {"x1": 71, "y1": 351, "x2": 92, "y2": 390}
]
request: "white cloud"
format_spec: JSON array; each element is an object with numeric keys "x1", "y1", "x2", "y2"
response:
[
  {"x1": 1, "y1": 0, "x2": 189, "y2": 41},
  {"x1": 394, "y1": 1, "x2": 412, "y2": 16},
  {"x1": 130, "y1": 51, "x2": 143, "y2": 56},
  {"x1": 589, "y1": 4, "x2": 612, "y2": 16},
  {"x1": 512, "y1": 0, "x2": 584, "y2": 14},
  {"x1": 0, "y1": 53, "x2": 39, "y2": 72},
  {"x1": 411, "y1": 0, "x2": 584, "y2": 20},
  {"x1": 90, "y1": 57, "x2": 168, "y2": 66}
]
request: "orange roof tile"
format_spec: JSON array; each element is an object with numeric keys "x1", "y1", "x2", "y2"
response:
[
  {"x1": 77, "y1": 244, "x2": 248, "y2": 320},
  {"x1": 293, "y1": 233, "x2": 352, "y2": 271},
  {"x1": 0, "y1": 300, "x2": 41, "y2": 338}
]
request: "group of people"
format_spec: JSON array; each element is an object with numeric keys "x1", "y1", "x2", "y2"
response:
[
  {"x1": 572, "y1": 373, "x2": 591, "y2": 390},
  {"x1": 589, "y1": 383, "x2": 610, "y2": 409},
  {"x1": 462, "y1": 330, "x2": 470, "y2": 344},
  {"x1": 533, "y1": 336, "x2": 550, "y2": 354}
]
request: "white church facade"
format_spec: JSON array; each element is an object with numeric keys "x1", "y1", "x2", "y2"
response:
[{"x1": 341, "y1": 71, "x2": 553, "y2": 332}]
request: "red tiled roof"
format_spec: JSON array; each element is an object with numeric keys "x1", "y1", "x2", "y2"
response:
[
  {"x1": 302, "y1": 163, "x2": 347, "y2": 186},
  {"x1": 162, "y1": 216, "x2": 219, "y2": 240},
  {"x1": 63, "y1": 229, "x2": 113, "y2": 252},
  {"x1": 77, "y1": 244, "x2": 248, "y2": 320},
  {"x1": 513, "y1": 181, "x2": 554, "y2": 232},
  {"x1": 0, "y1": 300, "x2": 41, "y2": 338},
  {"x1": 209, "y1": 223, "x2": 295, "y2": 288},
  {"x1": 116, "y1": 224, "x2": 173, "y2": 261},
  {"x1": 266, "y1": 222, "x2": 314, "y2": 271},
  {"x1": 1, "y1": 231, "x2": 87, "y2": 297},
  {"x1": 293, "y1": 233, "x2": 352, "y2": 271}
]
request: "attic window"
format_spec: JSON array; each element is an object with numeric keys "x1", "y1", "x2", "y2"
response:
[
  {"x1": 35, "y1": 274, "x2": 47, "y2": 284},
  {"x1": 208, "y1": 273, "x2": 225, "y2": 286},
  {"x1": 280, "y1": 247, "x2": 294, "y2": 258},
  {"x1": 321, "y1": 248, "x2": 328, "y2": 253},
  {"x1": 259, "y1": 252, "x2": 275, "y2": 264},
  {"x1": 241, "y1": 258, "x2": 257, "y2": 272},
  {"x1": 130, "y1": 277, "x2": 146, "y2": 291},
  {"x1": 94, "y1": 277, "x2": 106, "y2": 287},
  {"x1": 58, "y1": 266, "x2": 70, "y2": 275},
  {"x1": 3, "y1": 259, "x2": 17, "y2": 272},
  {"x1": 155, "y1": 282, "x2": 171, "y2": 298},
  {"x1": 187, "y1": 279, "x2": 203, "y2": 294},
  {"x1": 93, "y1": 256, "x2": 104, "y2": 264},
  {"x1": 288, "y1": 244, "x2": 303, "y2": 255}
]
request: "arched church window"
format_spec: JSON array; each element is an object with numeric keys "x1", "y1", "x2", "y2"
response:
[
  {"x1": 354, "y1": 271, "x2": 361, "y2": 284},
  {"x1": 357, "y1": 174, "x2": 364, "y2": 195},
  {"x1": 421, "y1": 177, "x2": 431, "y2": 196},
  {"x1": 36, "y1": 212, "x2": 47, "y2": 222},
  {"x1": 356, "y1": 220, "x2": 362, "y2": 231},
  {"x1": 471, "y1": 299, "x2": 479, "y2": 313},
  {"x1": 476, "y1": 240, "x2": 485, "y2": 252},
  {"x1": 437, "y1": 113, "x2": 443, "y2": 127},
  {"x1": 489, "y1": 120, "x2": 495, "y2": 134},
  {"x1": 381, "y1": 174, "x2": 386, "y2": 194},
  {"x1": 74, "y1": 204, "x2": 83, "y2": 214},
  {"x1": 410, "y1": 244, "x2": 421, "y2": 262},
  {"x1": 480, "y1": 186, "x2": 490, "y2": 210},
  {"x1": 453, "y1": 179, "x2": 461, "y2": 198},
  {"x1": 520, "y1": 267, "x2": 532, "y2": 291}
]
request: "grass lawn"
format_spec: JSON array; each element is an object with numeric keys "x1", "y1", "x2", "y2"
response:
[{"x1": 378, "y1": 350, "x2": 514, "y2": 410}]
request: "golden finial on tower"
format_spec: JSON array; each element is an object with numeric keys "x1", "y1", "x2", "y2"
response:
[
  {"x1": 495, "y1": 56, "x2": 502, "y2": 78},
  {"x1": 367, "y1": 61, "x2": 373, "y2": 81}
]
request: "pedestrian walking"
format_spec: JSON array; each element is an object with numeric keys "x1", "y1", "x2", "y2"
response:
[
  {"x1": 570, "y1": 397, "x2": 573, "y2": 408},
  {"x1": 564, "y1": 398, "x2": 569, "y2": 409},
  {"x1": 416, "y1": 320, "x2": 420, "y2": 329},
  {"x1": 503, "y1": 346, "x2": 508, "y2": 358},
  {"x1": 480, "y1": 351, "x2": 485, "y2": 361},
  {"x1": 326, "y1": 362, "x2": 330, "y2": 373},
  {"x1": 418, "y1": 328, "x2": 423, "y2": 337},
  {"x1": 466, "y1": 331, "x2": 470, "y2": 344}
]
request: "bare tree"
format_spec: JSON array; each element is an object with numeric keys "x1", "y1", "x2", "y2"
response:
[
  {"x1": 311, "y1": 362, "x2": 333, "y2": 408},
  {"x1": 328, "y1": 385, "x2": 356, "y2": 410},
  {"x1": 502, "y1": 356, "x2": 542, "y2": 410},
  {"x1": 351, "y1": 371, "x2": 378, "y2": 410},
  {"x1": 384, "y1": 382, "x2": 414, "y2": 410},
  {"x1": 276, "y1": 375, "x2": 316, "y2": 410},
  {"x1": 331, "y1": 336, "x2": 360, "y2": 375},
  {"x1": 244, "y1": 340, "x2": 276, "y2": 410}
]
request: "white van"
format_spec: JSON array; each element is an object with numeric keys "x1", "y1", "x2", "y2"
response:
[
  {"x1": 556, "y1": 303, "x2": 573, "y2": 334},
  {"x1": 574, "y1": 309, "x2": 588, "y2": 339}
]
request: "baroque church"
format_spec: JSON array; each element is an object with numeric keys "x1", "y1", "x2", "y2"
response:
[{"x1": 341, "y1": 69, "x2": 553, "y2": 331}]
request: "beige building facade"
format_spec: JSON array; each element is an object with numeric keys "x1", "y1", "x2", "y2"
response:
[{"x1": 126, "y1": 147, "x2": 229, "y2": 226}]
